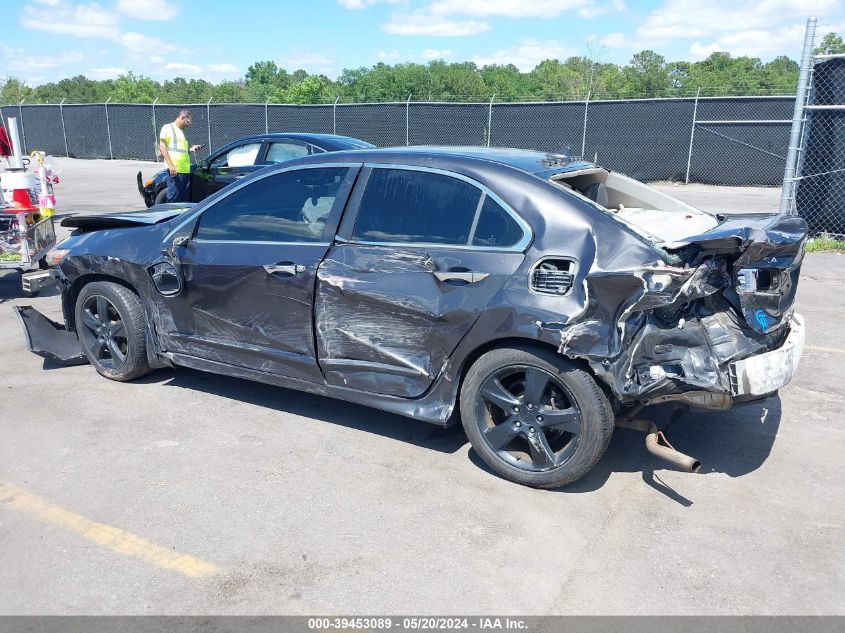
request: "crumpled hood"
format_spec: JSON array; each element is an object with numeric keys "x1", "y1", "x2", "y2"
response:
[{"x1": 62, "y1": 203, "x2": 194, "y2": 232}]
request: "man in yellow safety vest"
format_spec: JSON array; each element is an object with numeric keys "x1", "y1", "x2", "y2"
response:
[{"x1": 159, "y1": 109, "x2": 203, "y2": 202}]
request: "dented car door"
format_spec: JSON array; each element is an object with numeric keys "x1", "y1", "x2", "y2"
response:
[
  {"x1": 315, "y1": 165, "x2": 531, "y2": 398},
  {"x1": 157, "y1": 165, "x2": 358, "y2": 381}
]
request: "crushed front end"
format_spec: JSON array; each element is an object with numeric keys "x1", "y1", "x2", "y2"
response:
[{"x1": 554, "y1": 212, "x2": 807, "y2": 410}]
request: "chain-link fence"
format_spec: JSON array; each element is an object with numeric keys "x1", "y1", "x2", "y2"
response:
[
  {"x1": 1, "y1": 94, "x2": 795, "y2": 188},
  {"x1": 774, "y1": 17, "x2": 845, "y2": 237}
]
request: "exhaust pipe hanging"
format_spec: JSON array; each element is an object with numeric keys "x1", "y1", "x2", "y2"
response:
[{"x1": 615, "y1": 416, "x2": 702, "y2": 473}]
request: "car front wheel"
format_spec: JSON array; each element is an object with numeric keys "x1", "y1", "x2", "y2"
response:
[
  {"x1": 75, "y1": 281, "x2": 152, "y2": 381},
  {"x1": 461, "y1": 346, "x2": 614, "y2": 488}
]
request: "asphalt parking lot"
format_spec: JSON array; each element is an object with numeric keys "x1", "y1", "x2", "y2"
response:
[{"x1": 0, "y1": 159, "x2": 843, "y2": 615}]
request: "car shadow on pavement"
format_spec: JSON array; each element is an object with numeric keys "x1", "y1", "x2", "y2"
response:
[
  {"x1": 144, "y1": 366, "x2": 469, "y2": 454},
  {"x1": 115, "y1": 362, "x2": 784, "y2": 494},
  {"x1": 468, "y1": 397, "x2": 782, "y2": 502}
]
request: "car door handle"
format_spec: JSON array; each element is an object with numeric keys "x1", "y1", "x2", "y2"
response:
[
  {"x1": 433, "y1": 271, "x2": 489, "y2": 284},
  {"x1": 264, "y1": 263, "x2": 306, "y2": 276},
  {"x1": 235, "y1": 174, "x2": 247, "y2": 180}
]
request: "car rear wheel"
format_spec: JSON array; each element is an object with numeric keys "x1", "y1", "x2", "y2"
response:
[
  {"x1": 75, "y1": 281, "x2": 152, "y2": 381},
  {"x1": 154, "y1": 187, "x2": 167, "y2": 206},
  {"x1": 461, "y1": 346, "x2": 614, "y2": 488}
]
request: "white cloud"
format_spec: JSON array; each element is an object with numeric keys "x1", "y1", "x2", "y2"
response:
[
  {"x1": 422, "y1": 48, "x2": 452, "y2": 60},
  {"x1": 600, "y1": 32, "x2": 632, "y2": 48},
  {"x1": 689, "y1": 21, "x2": 845, "y2": 59},
  {"x1": 20, "y1": 1, "x2": 184, "y2": 59},
  {"x1": 429, "y1": 0, "x2": 591, "y2": 18},
  {"x1": 278, "y1": 52, "x2": 336, "y2": 75},
  {"x1": 597, "y1": 0, "x2": 843, "y2": 59},
  {"x1": 383, "y1": 12, "x2": 490, "y2": 36},
  {"x1": 579, "y1": 6, "x2": 609, "y2": 18},
  {"x1": 89, "y1": 67, "x2": 128, "y2": 79},
  {"x1": 165, "y1": 63, "x2": 202, "y2": 75},
  {"x1": 21, "y1": 1, "x2": 119, "y2": 38},
  {"x1": 636, "y1": 0, "x2": 838, "y2": 44},
  {"x1": 207, "y1": 63, "x2": 240, "y2": 74},
  {"x1": 117, "y1": 0, "x2": 180, "y2": 21},
  {"x1": 0, "y1": 42, "x2": 84, "y2": 75},
  {"x1": 120, "y1": 31, "x2": 184, "y2": 55},
  {"x1": 473, "y1": 39, "x2": 577, "y2": 71},
  {"x1": 338, "y1": 0, "x2": 400, "y2": 8},
  {"x1": 577, "y1": 0, "x2": 626, "y2": 18},
  {"x1": 377, "y1": 50, "x2": 406, "y2": 62}
]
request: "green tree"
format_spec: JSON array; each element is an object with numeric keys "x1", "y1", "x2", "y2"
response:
[
  {"x1": 277, "y1": 75, "x2": 333, "y2": 103},
  {"x1": 109, "y1": 72, "x2": 159, "y2": 103},
  {"x1": 0, "y1": 78, "x2": 33, "y2": 104},
  {"x1": 621, "y1": 50, "x2": 670, "y2": 97},
  {"x1": 814, "y1": 32, "x2": 845, "y2": 55}
]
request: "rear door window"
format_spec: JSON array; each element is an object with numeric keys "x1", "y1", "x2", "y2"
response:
[
  {"x1": 351, "y1": 168, "x2": 481, "y2": 245},
  {"x1": 266, "y1": 141, "x2": 311, "y2": 164},
  {"x1": 210, "y1": 142, "x2": 262, "y2": 168},
  {"x1": 350, "y1": 168, "x2": 525, "y2": 248}
]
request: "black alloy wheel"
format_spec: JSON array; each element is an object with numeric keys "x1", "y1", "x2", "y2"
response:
[
  {"x1": 78, "y1": 294, "x2": 129, "y2": 370},
  {"x1": 74, "y1": 280, "x2": 151, "y2": 381},
  {"x1": 475, "y1": 365, "x2": 582, "y2": 472},
  {"x1": 461, "y1": 346, "x2": 614, "y2": 488}
]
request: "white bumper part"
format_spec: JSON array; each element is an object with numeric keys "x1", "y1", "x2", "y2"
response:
[{"x1": 729, "y1": 313, "x2": 805, "y2": 397}]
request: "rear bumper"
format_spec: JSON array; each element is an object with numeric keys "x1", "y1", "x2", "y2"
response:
[{"x1": 729, "y1": 313, "x2": 804, "y2": 397}]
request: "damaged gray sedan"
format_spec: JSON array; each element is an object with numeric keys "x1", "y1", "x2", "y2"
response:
[{"x1": 16, "y1": 147, "x2": 806, "y2": 488}]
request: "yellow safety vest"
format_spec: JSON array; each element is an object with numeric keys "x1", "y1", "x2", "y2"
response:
[{"x1": 160, "y1": 123, "x2": 191, "y2": 173}]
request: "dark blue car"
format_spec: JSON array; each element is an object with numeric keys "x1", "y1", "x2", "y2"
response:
[{"x1": 136, "y1": 133, "x2": 374, "y2": 206}]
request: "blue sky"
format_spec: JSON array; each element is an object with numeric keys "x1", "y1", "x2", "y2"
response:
[{"x1": 2, "y1": 0, "x2": 845, "y2": 85}]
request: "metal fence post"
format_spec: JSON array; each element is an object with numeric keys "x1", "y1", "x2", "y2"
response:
[
  {"x1": 59, "y1": 98, "x2": 69, "y2": 157},
  {"x1": 265, "y1": 98, "x2": 270, "y2": 134},
  {"x1": 104, "y1": 97, "x2": 114, "y2": 159},
  {"x1": 333, "y1": 96, "x2": 339, "y2": 135},
  {"x1": 780, "y1": 16, "x2": 818, "y2": 215},
  {"x1": 17, "y1": 99, "x2": 27, "y2": 154},
  {"x1": 405, "y1": 93, "x2": 412, "y2": 146},
  {"x1": 152, "y1": 97, "x2": 159, "y2": 159},
  {"x1": 685, "y1": 87, "x2": 701, "y2": 184},
  {"x1": 206, "y1": 97, "x2": 213, "y2": 152},
  {"x1": 581, "y1": 91, "x2": 590, "y2": 158},
  {"x1": 487, "y1": 94, "x2": 495, "y2": 147}
]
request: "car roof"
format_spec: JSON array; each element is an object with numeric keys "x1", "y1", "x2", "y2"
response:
[
  {"x1": 286, "y1": 145, "x2": 595, "y2": 176},
  {"x1": 226, "y1": 133, "x2": 374, "y2": 150}
]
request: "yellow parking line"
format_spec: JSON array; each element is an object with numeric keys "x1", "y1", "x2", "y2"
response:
[
  {"x1": 806, "y1": 344, "x2": 845, "y2": 354},
  {"x1": 0, "y1": 481, "x2": 219, "y2": 578}
]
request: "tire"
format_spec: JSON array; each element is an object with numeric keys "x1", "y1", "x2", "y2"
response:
[
  {"x1": 460, "y1": 345, "x2": 614, "y2": 488},
  {"x1": 153, "y1": 187, "x2": 167, "y2": 206},
  {"x1": 75, "y1": 281, "x2": 152, "y2": 381}
]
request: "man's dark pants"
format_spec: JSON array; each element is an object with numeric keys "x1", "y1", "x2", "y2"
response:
[{"x1": 166, "y1": 172, "x2": 191, "y2": 203}]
